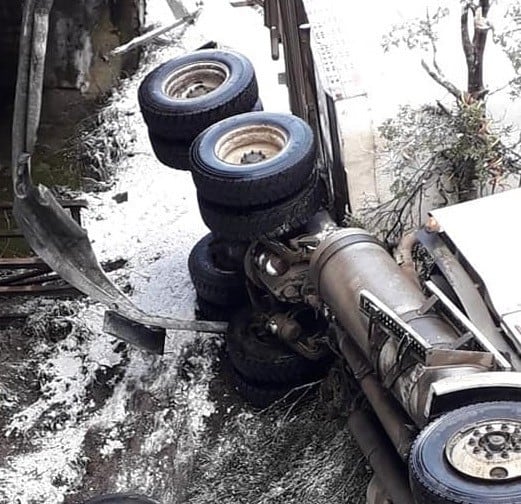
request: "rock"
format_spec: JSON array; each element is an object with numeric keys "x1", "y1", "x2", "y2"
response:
[{"x1": 112, "y1": 191, "x2": 128, "y2": 204}]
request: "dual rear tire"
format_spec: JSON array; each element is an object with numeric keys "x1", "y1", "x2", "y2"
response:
[
  {"x1": 188, "y1": 233, "x2": 247, "y2": 322},
  {"x1": 226, "y1": 307, "x2": 332, "y2": 408},
  {"x1": 191, "y1": 112, "x2": 323, "y2": 241},
  {"x1": 139, "y1": 49, "x2": 262, "y2": 170}
]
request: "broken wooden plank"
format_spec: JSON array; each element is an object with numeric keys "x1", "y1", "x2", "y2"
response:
[
  {"x1": 0, "y1": 257, "x2": 48, "y2": 269},
  {"x1": 0, "y1": 199, "x2": 88, "y2": 210},
  {"x1": 108, "y1": 10, "x2": 200, "y2": 57},
  {"x1": 0, "y1": 283, "x2": 78, "y2": 296}
]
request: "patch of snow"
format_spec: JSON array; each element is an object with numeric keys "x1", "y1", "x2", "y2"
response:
[
  {"x1": 0, "y1": 429, "x2": 86, "y2": 504},
  {"x1": 0, "y1": 1, "x2": 308, "y2": 502},
  {"x1": 331, "y1": 0, "x2": 521, "y2": 124},
  {"x1": 99, "y1": 439, "x2": 125, "y2": 458},
  {"x1": 5, "y1": 305, "x2": 122, "y2": 437}
]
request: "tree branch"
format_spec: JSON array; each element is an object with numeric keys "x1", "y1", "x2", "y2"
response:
[
  {"x1": 426, "y1": 8, "x2": 443, "y2": 75},
  {"x1": 471, "y1": 1, "x2": 491, "y2": 94},
  {"x1": 436, "y1": 100, "x2": 453, "y2": 116},
  {"x1": 461, "y1": 4, "x2": 474, "y2": 69},
  {"x1": 421, "y1": 59, "x2": 462, "y2": 99},
  {"x1": 500, "y1": 27, "x2": 521, "y2": 38}
]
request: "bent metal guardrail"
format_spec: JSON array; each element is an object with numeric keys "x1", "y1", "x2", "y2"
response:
[{"x1": 11, "y1": 0, "x2": 227, "y2": 354}]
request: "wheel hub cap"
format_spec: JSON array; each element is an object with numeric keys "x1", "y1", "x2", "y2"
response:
[
  {"x1": 446, "y1": 420, "x2": 521, "y2": 481},
  {"x1": 186, "y1": 82, "x2": 214, "y2": 98},
  {"x1": 163, "y1": 62, "x2": 229, "y2": 100},
  {"x1": 240, "y1": 150, "x2": 267, "y2": 164},
  {"x1": 214, "y1": 124, "x2": 288, "y2": 166}
]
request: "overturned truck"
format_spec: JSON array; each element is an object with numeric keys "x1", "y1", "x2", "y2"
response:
[{"x1": 12, "y1": 0, "x2": 521, "y2": 503}]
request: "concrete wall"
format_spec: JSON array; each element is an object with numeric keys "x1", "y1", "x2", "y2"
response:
[
  {"x1": 0, "y1": 2, "x2": 22, "y2": 107},
  {"x1": 0, "y1": 0, "x2": 145, "y2": 108},
  {"x1": 45, "y1": 0, "x2": 145, "y2": 95}
]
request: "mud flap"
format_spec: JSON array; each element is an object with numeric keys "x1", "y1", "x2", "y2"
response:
[{"x1": 104, "y1": 311, "x2": 166, "y2": 355}]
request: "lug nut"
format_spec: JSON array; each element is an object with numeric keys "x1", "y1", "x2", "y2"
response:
[
  {"x1": 486, "y1": 425, "x2": 494, "y2": 432},
  {"x1": 501, "y1": 451, "x2": 510, "y2": 459},
  {"x1": 515, "y1": 444, "x2": 521, "y2": 452},
  {"x1": 486, "y1": 453, "x2": 494, "y2": 460},
  {"x1": 502, "y1": 424, "x2": 510, "y2": 431},
  {"x1": 283, "y1": 285, "x2": 298, "y2": 298},
  {"x1": 473, "y1": 430, "x2": 481, "y2": 437},
  {"x1": 468, "y1": 438, "x2": 477, "y2": 446},
  {"x1": 473, "y1": 447, "x2": 481, "y2": 454}
]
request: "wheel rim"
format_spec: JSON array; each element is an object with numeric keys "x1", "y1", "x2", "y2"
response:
[
  {"x1": 163, "y1": 61, "x2": 229, "y2": 100},
  {"x1": 214, "y1": 124, "x2": 288, "y2": 166},
  {"x1": 445, "y1": 419, "x2": 521, "y2": 481}
]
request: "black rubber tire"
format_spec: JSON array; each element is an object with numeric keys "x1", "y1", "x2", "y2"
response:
[
  {"x1": 148, "y1": 99, "x2": 262, "y2": 170},
  {"x1": 251, "y1": 97, "x2": 263, "y2": 112},
  {"x1": 195, "y1": 296, "x2": 233, "y2": 322},
  {"x1": 83, "y1": 494, "x2": 160, "y2": 504},
  {"x1": 190, "y1": 112, "x2": 315, "y2": 207},
  {"x1": 226, "y1": 308, "x2": 331, "y2": 385},
  {"x1": 188, "y1": 233, "x2": 246, "y2": 306},
  {"x1": 138, "y1": 50, "x2": 258, "y2": 141},
  {"x1": 148, "y1": 132, "x2": 191, "y2": 170},
  {"x1": 230, "y1": 366, "x2": 293, "y2": 408},
  {"x1": 197, "y1": 172, "x2": 325, "y2": 241},
  {"x1": 409, "y1": 401, "x2": 521, "y2": 504}
]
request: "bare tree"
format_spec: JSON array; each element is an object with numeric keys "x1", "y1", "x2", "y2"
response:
[{"x1": 369, "y1": 1, "x2": 521, "y2": 244}]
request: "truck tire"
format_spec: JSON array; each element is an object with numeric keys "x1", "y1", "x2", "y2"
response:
[
  {"x1": 195, "y1": 296, "x2": 232, "y2": 322},
  {"x1": 251, "y1": 97, "x2": 263, "y2": 112},
  {"x1": 138, "y1": 50, "x2": 258, "y2": 141},
  {"x1": 226, "y1": 308, "x2": 331, "y2": 385},
  {"x1": 197, "y1": 172, "x2": 325, "y2": 241},
  {"x1": 230, "y1": 366, "x2": 293, "y2": 408},
  {"x1": 148, "y1": 132, "x2": 191, "y2": 170},
  {"x1": 190, "y1": 112, "x2": 315, "y2": 207},
  {"x1": 147, "y1": 99, "x2": 263, "y2": 170},
  {"x1": 409, "y1": 401, "x2": 521, "y2": 504},
  {"x1": 83, "y1": 494, "x2": 160, "y2": 503},
  {"x1": 188, "y1": 233, "x2": 246, "y2": 306}
]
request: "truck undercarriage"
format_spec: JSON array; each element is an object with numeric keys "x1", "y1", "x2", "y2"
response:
[{"x1": 8, "y1": 1, "x2": 521, "y2": 503}]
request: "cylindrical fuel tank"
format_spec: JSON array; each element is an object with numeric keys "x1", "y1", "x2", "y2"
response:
[
  {"x1": 310, "y1": 229, "x2": 461, "y2": 354},
  {"x1": 310, "y1": 228, "x2": 488, "y2": 424}
]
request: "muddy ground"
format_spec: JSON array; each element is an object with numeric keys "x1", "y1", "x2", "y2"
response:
[
  {"x1": 0, "y1": 1, "x2": 370, "y2": 503},
  {"x1": 0, "y1": 299, "x2": 370, "y2": 504}
]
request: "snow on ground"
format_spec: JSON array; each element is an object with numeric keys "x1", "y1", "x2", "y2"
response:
[
  {"x1": 6, "y1": 1, "x2": 518, "y2": 502},
  {"x1": 329, "y1": 0, "x2": 521, "y2": 207},
  {"x1": 332, "y1": 0, "x2": 521, "y2": 124},
  {"x1": 0, "y1": 2, "x2": 368, "y2": 503}
]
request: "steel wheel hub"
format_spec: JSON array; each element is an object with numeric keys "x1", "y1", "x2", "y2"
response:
[
  {"x1": 240, "y1": 150, "x2": 267, "y2": 164},
  {"x1": 446, "y1": 420, "x2": 521, "y2": 481},
  {"x1": 163, "y1": 61, "x2": 229, "y2": 100},
  {"x1": 214, "y1": 124, "x2": 288, "y2": 166},
  {"x1": 186, "y1": 82, "x2": 214, "y2": 98}
]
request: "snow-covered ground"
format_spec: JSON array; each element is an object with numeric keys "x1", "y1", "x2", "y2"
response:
[
  {"x1": 0, "y1": 2, "x2": 368, "y2": 503},
  {"x1": 332, "y1": 0, "x2": 521, "y2": 124},
  {"x1": 326, "y1": 0, "x2": 521, "y2": 208},
  {"x1": 7, "y1": 1, "x2": 518, "y2": 502}
]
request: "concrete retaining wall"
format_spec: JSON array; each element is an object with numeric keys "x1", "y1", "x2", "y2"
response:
[{"x1": 0, "y1": 0, "x2": 145, "y2": 108}]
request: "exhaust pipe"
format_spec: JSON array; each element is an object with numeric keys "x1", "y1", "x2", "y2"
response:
[
  {"x1": 348, "y1": 408, "x2": 414, "y2": 504},
  {"x1": 310, "y1": 229, "x2": 489, "y2": 424}
]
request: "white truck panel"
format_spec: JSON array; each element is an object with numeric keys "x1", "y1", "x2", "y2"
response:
[
  {"x1": 431, "y1": 188, "x2": 521, "y2": 320},
  {"x1": 302, "y1": 0, "x2": 378, "y2": 213}
]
